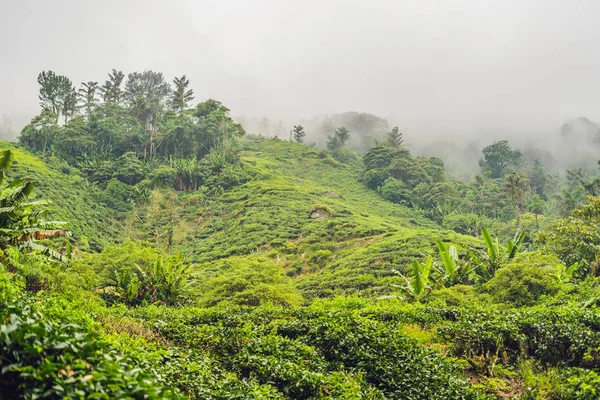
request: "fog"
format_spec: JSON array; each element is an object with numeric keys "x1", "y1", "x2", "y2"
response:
[{"x1": 2, "y1": 0, "x2": 600, "y2": 164}]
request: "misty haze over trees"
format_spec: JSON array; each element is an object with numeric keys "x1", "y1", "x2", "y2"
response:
[{"x1": 3, "y1": 1, "x2": 600, "y2": 399}]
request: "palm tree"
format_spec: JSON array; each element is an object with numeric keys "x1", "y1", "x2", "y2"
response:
[
  {"x1": 503, "y1": 172, "x2": 529, "y2": 233},
  {"x1": 0, "y1": 150, "x2": 69, "y2": 261},
  {"x1": 78, "y1": 81, "x2": 99, "y2": 116},
  {"x1": 61, "y1": 89, "x2": 79, "y2": 124},
  {"x1": 100, "y1": 69, "x2": 125, "y2": 103},
  {"x1": 386, "y1": 127, "x2": 403, "y2": 148},
  {"x1": 171, "y1": 75, "x2": 194, "y2": 112}
]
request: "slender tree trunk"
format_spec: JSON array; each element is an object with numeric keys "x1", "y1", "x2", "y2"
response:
[{"x1": 516, "y1": 205, "x2": 522, "y2": 233}]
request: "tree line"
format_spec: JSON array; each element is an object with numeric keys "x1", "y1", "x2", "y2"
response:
[{"x1": 19, "y1": 70, "x2": 247, "y2": 192}]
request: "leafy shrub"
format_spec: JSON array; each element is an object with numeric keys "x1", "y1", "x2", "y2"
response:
[
  {"x1": 440, "y1": 306, "x2": 600, "y2": 370},
  {"x1": 426, "y1": 285, "x2": 481, "y2": 307},
  {"x1": 100, "y1": 257, "x2": 192, "y2": 307},
  {"x1": 133, "y1": 303, "x2": 484, "y2": 399},
  {"x1": 114, "y1": 151, "x2": 145, "y2": 184},
  {"x1": 379, "y1": 178, "x2": 412, "y2": 205},
  {"x1": 198, "y1": 257, "x2": 303, "y2": 307},
  {"x1": 484, "y1": 253, "x2": 563, "y2": 306},
  {"x1": 552, "y1": 368, "x2": 600, "y2": 400},
  {"x1": 150, "y1": 165, "x2": 177, "y2": 187},
  {"x1": 99, "y1": 178, "x2": 135, "y2": 213},
  {"x1": 0, "y1": 274, "x2": 182, "y2": 398}
]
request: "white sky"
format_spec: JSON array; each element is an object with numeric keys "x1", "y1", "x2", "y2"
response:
[{"x1": 2, "y1": 0, "x2": 600, "y2": 137}]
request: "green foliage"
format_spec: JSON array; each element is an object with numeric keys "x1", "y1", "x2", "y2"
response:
[
  {"x1": 440, "y1": 305, "x2": 600, "y2": 372},
  {"x1": 386, "y1": 127, "x2": 403, "y2": 148},
  {"x1": 393, "y1": 256, "x2": 433, "y2": 300},
  {"x1": 114, "y1": 151, "x2": 144, "y2": 184},
  {"x1": 479, "y1": 140, "x2": 522, "y2": 178},
  {"x1": 442, "y1": 212, "x2": 490, "y2": 236},
  {"x1": 380, "y1": 178, "x2": 413, "y2": 205},
  {"x1": 100, "y1": 69, "x2": 125, "y2": 103},
  {"x1": 197, "y1": 256, "x2": 303, "y2": 307},
  {"x1": 77, "y1": 241, "x2": 192, "y2": 306},
  {"x1": 131, "y1": 302, "x2": 483, "y2": 399},
  {"x1": 8, "y1": 98, "x2": 600, "y2": 398},
  {"x1": 551, "y1": 262, "x2": 580, "y2": 284},
  {"x1": 293, "y1": 124, "x2": 306, "y2": 143},
  {"x1": 170, "y1": 75, "x2": 194, "y2": 111},
  {"x1": 2, "y1": 143, "x2": 122, "y2": 250},
  {"x1": 435, "y1": 240, "x2": 477, "y2": 286},
  {"x1": 361, "y1": 144, "x2": 449, "y2": 218},
  {"x1": 503, "y1": 171, "x2": 529, "y2": 231},
  {"x1": 537, "y1": 195, "x2": 600, "y2": 276},
  {"x1": 78, "y1": 81, "x2": 99, "y2": 116},
  {"x1": 100, "y1": 256, "x2": 192, "y2": 307},
  {"x1": 99, "y1": 178, "x2": 135, "y2": 213},
  {"x1": 37, "y1": 70, "x2": 75, "y2": 122},
  {"x1": 0, "y1": 275, "x2": 183, "y2": 398},
  {"x1": 326, "y1": 127, "x2": 350, "y2": 151},
  {"x1": 484, "y1": 252, "x2": 563, "y2": 306},
  {"x1": 554, "y1": 368, "x2": 600, "y2": 399},
  {"x1": 468, "y1": 227, "x2": 525, "y2": 282},
  {"x1": 75, "y1": 241, "x2": 160, "y2": 278},
  {"x1": 0, "y1": 149, "x2": 68, "y2": 261}
]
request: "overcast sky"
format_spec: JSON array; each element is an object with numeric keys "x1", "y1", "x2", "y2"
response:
[{"x1": 1, "y1": 0, "x2": 600, "y2": 137}]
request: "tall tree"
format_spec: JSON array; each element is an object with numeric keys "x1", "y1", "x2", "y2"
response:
[
  {"x1": 386, "y1": 127, "x2": 403, "y2": 148},
  {"x1": 62, "y1": 89, "x2": 79, "y2": 124},
  {"x1": 292, "y1": 125, "x2": 305, "y2": 143},
  {"x1": 503, "y1": 171, "x2": 529, "y2": 233},
  {"x1": 479, "y1": 140, "x2": 522, "y2": 179},
  {"x1": 526, "y1": 194, "x2": 545, "y2": 229},
  {"x1": 326, "y1": 127, "x2": 350, "y2": 151},
  {"x1": 100, "y1": 69, "x2": 125, "y2": 103},
  {"x1": 124, "y1": 70, "x2": 171, "y2": 156},
  {"x1": 18, "y1": 109, "x2": 59, "y2": 153},
  {"x1": 37, "y1": 71, "x2": 74, "y2": 123},
  {"x1": 335, "y1": 127, "x2": 350, "y2": 145},
  {"x1": 527, "y1": 159, "x2": 549, "y2": 199},
  {"x1": 78, "y1": 81, "x2": 99, "y2": 117},
  {"x1": 170, "y1": 75, "x2": 194, "y2": 111}
]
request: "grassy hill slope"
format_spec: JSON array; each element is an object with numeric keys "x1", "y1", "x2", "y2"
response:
[
  {"x1": 0, "y1": 138, "x2": 480, "y2": 298},
  {"x1": 165, "y1": 138, "x2": 481, "y2": 298},
  {"x1": 0, "y1": 142, "x2": 122, "y2": 251}
]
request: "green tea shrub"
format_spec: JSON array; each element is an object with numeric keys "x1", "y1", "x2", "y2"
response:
[
  {"x1": 441, "y1": 307, "x2": 600, "y2": 369},
  {"x1": 426, "y1": 285, "x2": 481, "y2": 307},
  {"x1": 198, "y1": 257, "x2": 303, "y2": 307},
  {"x1": 484, "y1": 253, "x2": 562, "y2": 306},
  {"x1": 552, "y1": 368, "x2": 600, "y2": 399},
  {"x1": 0, "y1": 275, "x2": 182, "y2": 398}
]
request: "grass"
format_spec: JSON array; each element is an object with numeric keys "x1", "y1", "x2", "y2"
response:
[{"x1": 0, "y1": 142, "x2": 123, "y2": 251}]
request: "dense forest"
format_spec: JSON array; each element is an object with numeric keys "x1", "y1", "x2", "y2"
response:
[{"x1": 1, "y1": 68, "x2": 600, "y2": 399}]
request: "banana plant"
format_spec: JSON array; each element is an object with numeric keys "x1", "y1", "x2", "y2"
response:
[
  {"x1": 551, "y1": 262, "x2": 579, "y2": 284},
  {"x1": 435, "y1": 241, "x2": 478, "y2": 286},
  {"x1": 470, "y1": 227, "x2": 526, "y2": 283},
  {"x1": 99, "y1": 255, "x2": 192, "y2": 306},
  {"x1": 0, "y1": 150, "x2": 69, "y2": 262},
  {"x1": 392, "y1": 256, "x2": 434, "y2": 301},
  {"x1": 506, "y1": 230, "x2": 527, "y2": 259}
]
